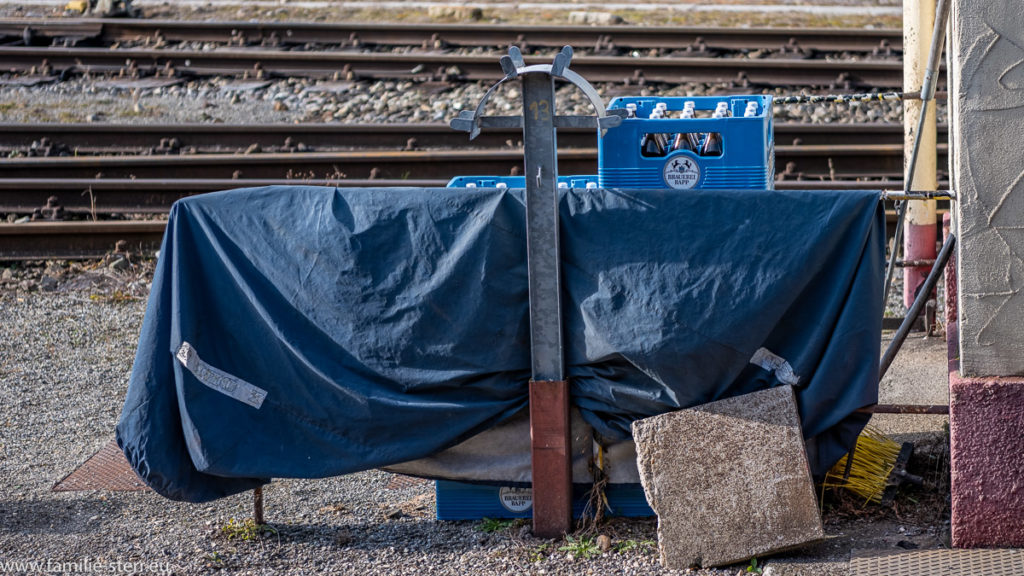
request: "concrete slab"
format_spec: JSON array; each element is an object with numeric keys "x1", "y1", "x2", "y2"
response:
[
  {"x1": 874, "y1": 332, "x2": 948, "y2": 442},
  {"x1": 632, "y1": 385, "x2": 823, "y2": 569},
  {"x1": 91, "y1": 78, "x2": 184, "y2": 90},
  {"x1": 302, "y1": 81, "x2": 356, "y2": 94},
  {"x1": 0, "y1": 75, "x2": 57, "y2": 87},
  {"x1": 220, "y1": 80, "x2": 272, "y2": 92}
]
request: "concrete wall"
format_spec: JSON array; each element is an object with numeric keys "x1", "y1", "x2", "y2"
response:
[
  {"x1": 951, "y1": 0, "x2": 1024, "y2": 376},
  {"x1": 949, "y1": 2, "x2": 1024, "y2": 546}
]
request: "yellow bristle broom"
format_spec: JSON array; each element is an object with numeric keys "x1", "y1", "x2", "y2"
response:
[{"x1": 822, "y1": 426, "x2": 922, "y2": 505}]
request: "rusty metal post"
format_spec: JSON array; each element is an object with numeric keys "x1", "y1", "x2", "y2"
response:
[
  {"x1": 522, "y1": 70, "x2": 571, "y2": 538},
  {"x1": 529, "y1": 379, "x2": 571, "y2": 537},
  {"x1": 253, "y1": 486, "x2": 264, "y2": 525}
]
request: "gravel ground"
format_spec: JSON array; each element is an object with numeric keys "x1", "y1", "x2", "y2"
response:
[
  {"x1": 0, "y1": 75, "x2": 935, "y2": 128},
  {"x1": 0, "y1": 263, "x2": 951, "y2": 576}
]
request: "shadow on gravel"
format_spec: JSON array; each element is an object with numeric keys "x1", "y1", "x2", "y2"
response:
[
  {"x1": 0, "y1": 496, "x2": 126, "y2": 535},
  {"x1": 265, "y1": 519, "x2": 496, "y2": 552}
]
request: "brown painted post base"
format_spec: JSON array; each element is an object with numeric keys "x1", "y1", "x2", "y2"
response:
[{"x1": 529, "y1": 379, "x2": 571, "y2": 538}]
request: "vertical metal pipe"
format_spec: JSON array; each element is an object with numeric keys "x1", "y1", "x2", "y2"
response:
[
  {"x1": 522, "y1": 72, "x2": 571, "y2": 538},
  {"x1": 523, "y1": 77, "x2": 564, "y2": 383}
]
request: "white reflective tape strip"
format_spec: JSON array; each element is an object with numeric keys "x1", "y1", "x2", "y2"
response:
[
  {"x1": 749, "y1": 347, "x2": 800, "y2": 387},
  {"x1": 175, "y1": 341, "x2": 267, "y2": 409}
]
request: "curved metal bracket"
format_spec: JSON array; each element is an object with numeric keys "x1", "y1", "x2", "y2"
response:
[{"x1": 450, "y1": 45, "x2": 621, "y2": 140}]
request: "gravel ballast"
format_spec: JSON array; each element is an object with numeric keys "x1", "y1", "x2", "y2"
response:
[
  {"x1": 0, "y1": 286, "x2": 685, "y2": 575},
  {"x1": 0, "y1": 76, "x2": 934, "y2": 128}
]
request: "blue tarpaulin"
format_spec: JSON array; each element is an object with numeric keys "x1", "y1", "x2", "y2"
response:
[{"x1": 117, "y1": 185, "x2": 884, "y2": 502}]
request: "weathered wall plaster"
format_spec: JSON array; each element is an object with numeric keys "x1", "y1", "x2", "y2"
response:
[{"x1": 951, "y1": 1, "x2": 1024, "y2": 376}]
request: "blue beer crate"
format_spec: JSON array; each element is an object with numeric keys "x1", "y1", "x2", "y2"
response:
[
  {"x1": 435, "y1": 480, "x2": 653, "y2": 520},
  {"x1": 446, "y1": 175, "x2": 598, "y2": 188},
  {"x1": 599, "y1": 95, "x2": 774, "y2": 190}
]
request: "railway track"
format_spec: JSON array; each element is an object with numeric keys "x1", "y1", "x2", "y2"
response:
[
  {"x1": 0, "y1": 144, "x2": 948, "y2": 180},
  {"x1": 0, "y1": 121, "x2": 948, "y2": 259},
  {"x1": 0, "y1": 45, "x2": 907, "y2": 88},
  {"x1": 1, "y1": 19, "x2": 903, "y2": 54},
  {"x1": 0, "y1": 122, "x2": 949, "y2": 153},
  {"x1": 0, "y1": 220, "x2": 165, "y2": 260},
  {"x1": 0, "y1": 121, "x2": 950, "y2": 217},
  {"x1": 0, "y1": 177, "x2": 936, "y2": 216},
  {"x1": 0, "y1": 21, "x2": 933, "y2": 260},
  {"x1": 0, "y1": 191, "x2": 947, "y2": 261}
]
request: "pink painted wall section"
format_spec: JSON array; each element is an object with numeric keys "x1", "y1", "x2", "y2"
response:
[{"x1": 949, "y1": 370, "x2": 1024, "y2": 548}]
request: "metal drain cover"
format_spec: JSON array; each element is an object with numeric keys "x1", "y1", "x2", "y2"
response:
[
  {"x1": 852, "y1": 548, "x2": 1024, "y2": 576},
  {"x1": 53, "y1": 438, "x2": 151, "y2": 492}
]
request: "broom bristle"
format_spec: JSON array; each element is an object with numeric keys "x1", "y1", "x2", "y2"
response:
[{"x1": 822, "y1": 426, "x2": 902, "y2": 504}]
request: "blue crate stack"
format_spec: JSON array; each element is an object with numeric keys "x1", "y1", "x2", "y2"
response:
[
  {"x1": 599, "y1": 95, "x2": 774, "y2": 190},
  {"x1": 434, "y1": 481, "x2": 654, "y2": 521}
]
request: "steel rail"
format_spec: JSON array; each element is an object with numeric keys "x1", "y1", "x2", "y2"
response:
[
  {"x1": 0, "y1": 46, "x2": 910, "y2": 87},
  {"x1": 0, "y1": 149, "x2": 595, "y2": 179},
  {"x1": 0, "y1": 19, "x2": 904, "y2": 54},
  {"x1": 0, "y1": 178, "x2": 949, "y2": 217},
  {"x1": 0, "y1": 178, "x2": 442, "y2": 214},
  {"x1": 0, "y1": 122, "x2": 950, "y2": 151},
  {"x1": 0, "y1": 144, "x2": 948, "y2": 179},
  {"x1": 0, "y1": 188, "x2": 944, "y2": 261},
  {"x1": 0, "y1": 220, "x2": 165, "y2": 260}
]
